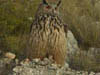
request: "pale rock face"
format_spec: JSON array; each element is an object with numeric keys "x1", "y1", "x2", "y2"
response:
[{"x1": 67, "y1": 30, "x2": 79, "y2": 54}]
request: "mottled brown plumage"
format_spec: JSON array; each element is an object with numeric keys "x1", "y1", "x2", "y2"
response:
[{"x1": 26, "y1": 0, "x2": 67, "y2": 65}]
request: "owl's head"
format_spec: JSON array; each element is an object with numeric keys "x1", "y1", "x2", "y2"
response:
[{"x1": 38, "y1": 0, "x2": 61, "y2": 14}]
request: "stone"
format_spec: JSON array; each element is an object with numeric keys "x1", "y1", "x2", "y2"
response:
[{"x1": 5, "y1": 52, "x2": 16, "y2": 60}]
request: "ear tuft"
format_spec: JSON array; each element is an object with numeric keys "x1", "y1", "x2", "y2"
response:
[
  {"x1": 57, "y1": 0, "x2": 61, "y2": 7},
  {"x1": 43, "y1": 0, "x2": 48, "y2": 5}
]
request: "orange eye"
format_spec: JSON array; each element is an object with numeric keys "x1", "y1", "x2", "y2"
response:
[{"x1": 46, "y1": 5, "x2": 51, "y2": 9}]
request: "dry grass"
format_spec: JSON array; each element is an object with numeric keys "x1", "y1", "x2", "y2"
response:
[
  {"x1": 68, "y1": 50, "x2": 100, "y2": 72},
  {"x1": 61, "y1": 0, "x2": 100, "y2": 49}
]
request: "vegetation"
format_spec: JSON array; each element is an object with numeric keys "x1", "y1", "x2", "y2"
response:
[
  {"x1": 61, "y1": 0, "x2": 100, "y2": 71},
  {"x1": 0, "y1": 0, "x2": 40, "y2": 52},
  {"x1": 61, "y1": 0, "x2": 100, "y2": 49},
  {"x1": 68, "y1": 50, "x2": 100, "y2": 72}
]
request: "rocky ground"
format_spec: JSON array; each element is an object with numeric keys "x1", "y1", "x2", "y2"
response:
[
  {"x1": 0, "y1": 57, "x2": 100, "y2": 75},
  {"x1": 0, "y1": 31, "x2": 100, "y2": 75}
]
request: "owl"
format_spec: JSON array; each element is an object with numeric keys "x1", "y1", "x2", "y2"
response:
[{"x1": 26, "y1": 0, "x2": 68, "y2": 66}]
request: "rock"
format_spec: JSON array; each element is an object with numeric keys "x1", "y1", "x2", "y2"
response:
[
  {"x1": 95, "y1": 73, "x2": 100, "y2": 75},
  {"x1": 89, "y1": 72, "x2": 95, "y2": 75},
  {"x1": 0, "y1": 57, "x2": 99, "y2": 75},
  {"x1": 13, "y1": 66, "x2": 34, "y2": 75},
  {"x1": 0, "y1": 58, "x2": 16, "y2": 75},
  {"x1": 67, "y1": 30, "x2": 79, "y2": 54},
  {"x1": 67, "y1": 31, "x2": 100, "y2": 72},
  {"x1": 9, "y1": 57, "x2": 100, "y2": 75},
  {"x1": 5, "y1": 52, "x2": 16, "y2": 59},
  {"x1": 11, "y1": 58, "x2": 67, "y2": 75}
]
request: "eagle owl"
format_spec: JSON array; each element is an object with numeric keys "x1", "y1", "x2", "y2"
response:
[{"x1": 26, "y1": 0, "x2": 67, "y2": 66}]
